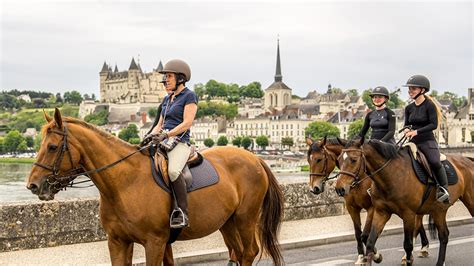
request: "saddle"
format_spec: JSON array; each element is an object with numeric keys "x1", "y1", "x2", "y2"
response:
[
  {"x1": 148, "y1": 145, "x2": 219, "y2": 193},
  {"x1": 402, "y1": 143, "x2": 458, "y2": 185}
]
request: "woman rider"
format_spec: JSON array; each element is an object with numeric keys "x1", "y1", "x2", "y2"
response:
[
  {"x1": 358, "y1": 86, "x2": 396, "y2": 144},
  {"x1": 403, "y1": 74, "x2": 449, "y2": 203},
  {"x1": 145, "y1": 59, "x2": 198, "y2": 227}
]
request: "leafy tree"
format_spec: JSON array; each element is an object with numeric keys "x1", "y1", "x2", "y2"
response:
[
  {"x1": 217, "y1": 136, "x2": 228, "y2": 146},
  {"x1": 255, "y1": 135, "x2": 269, "y2": 150},
  {"x1": 83, "y1": 94, "x2": 91, "y2": 100},
  {"x1": 64, "y1": 90, "x2": 83, "y2": 105},
  {"x1": 240, "y1": 82, "x2": 264, "y2": 98},
  {"x1": 194, "y1": 83, "x2": 206, "y2": 99},
  {"x1": 118, "y1": 124, "x2": 139, "y2": 142},
  {"x1": 25, "y1": 136, "x2": 34, "y2": 148},
  {"x1": 232, "y1": 136, "x2": 242, "y2": 147},
  {"x1": 4, "y1": 130, "x2": 24, "y2": 153},
  {"x1": 0, "y1": 93, "x2": 21, "y2": 110},
  {"x1": 148, "y1": 107, "x2": 158, "y2": 118},
  {"x1": 32, "y1": 98, "x2": 47, "y2": 108},
  {"x1": 281, "y1": 137, "x2": 294, "y2": 149},
  {"x1": 0, "y1": 137, "x2": 4, "y2": 153},
  {"x1": 305, "y1": 121, "x2": 340, "y2": 139},
  {"x1": 347, "y1": 89, "x2": 359, "y2": 97},
  {"x1": 241, "y1": 136, "x2": 252, "y2": 150},
  {"x1": 347, "y1": 119, "x2": 368, "y2": 139},
  {"x1": 56, "y1": 93, "x2": 63, "y2": 103},
  {"x1": 17, "y1": 139, "x2": 28, "y2": 151},
  {"x1": 205, "y1": 80, "x2": 228, "y2": 98},
  {"x1": 84, "y1": 110, "x2": 108, "y2": 126},
  {"x1": 196, "y1": 101, "x2": 238, "y2": 119},
  {"x1": 438, "y1": 91, "x2": 466, "y2": 108},
  {"x1": 128, "y1": 138, "x2": 140, "y2": 145},
  {"x1": 91, "y1": 93, "x2": 96, "y2": 101},
  {"x1": 34, "y1": 134, "x2": 42, "y2": 151},
  {"x1": 204, "y1": 138, "x2": 215, "y2": 148}
]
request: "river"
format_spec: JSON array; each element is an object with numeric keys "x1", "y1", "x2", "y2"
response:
[{"x1": 0, "y1": 163, "x2": 309, "y2": 204}]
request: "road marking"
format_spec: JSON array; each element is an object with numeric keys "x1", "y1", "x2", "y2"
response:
[
  {"x1": 291, "y1": 259, "x2": 354, "y2": 266},
  {"x1": 397, "y1": 237, "x2": 474, "y2": 252}
]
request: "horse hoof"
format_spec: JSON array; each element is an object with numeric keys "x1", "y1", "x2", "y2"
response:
[
  {"x1": 227, "y1": 260, "x2": 239, "y2": 266},
  {"x1": 401, "y1": 255, "x2": 414, "y2": 265},
  {"x1": 355, "y1": 254, "x2": 366, "y2": 265},
  {"x1": 373, "y1": 252, "x2": 383, "y2": 263},
  {"x1": 417, "y1": 246, "x2": 429, "y2": 258}
]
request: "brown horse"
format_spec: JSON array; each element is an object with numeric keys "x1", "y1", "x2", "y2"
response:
[
  {"x1": 26, "y1": 109, "x2": 284, "y2": 266},
  {"x1": 335, "y1": 138, "x2": 474, "y2": 266},
  {"x1": 307, "y1": 137, "x2": 430, "y2": 263}
]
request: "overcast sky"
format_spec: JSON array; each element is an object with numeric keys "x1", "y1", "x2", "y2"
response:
[{"x1": 1, "y1": 0, "x2": 472, "y2": 100}]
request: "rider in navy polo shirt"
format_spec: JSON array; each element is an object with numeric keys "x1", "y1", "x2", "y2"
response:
[{"x1": 144, "y1": 59, "x2": 198, "y2": 228}]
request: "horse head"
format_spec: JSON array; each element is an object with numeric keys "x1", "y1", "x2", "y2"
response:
[
  {"x1": 306, "y1": 136, "x2": 340, "y2": 195},
  {"x1": 27, "y1": 108, "x2": 83, "y2": 200},
  {"x1": 335, "y1": 137, "x2": 366, "y2": 197}
]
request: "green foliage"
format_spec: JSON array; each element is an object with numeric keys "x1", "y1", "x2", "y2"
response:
[
  {"x1": 118, "y1": 124, "x2": 139, "y2": 142},
  {"x1": 25, "y1": 136, "x2": 34, "y2": 148},
  {"x1": 363, "y1": 88, "x2": 405, "y2": 109},
  {"x1": 196, "y1": 101, "x2": 238, "y2": 119},
  {"x1": 3, "y1": 130, "x2": 25, "y2": 153},
  {"x1": 346, "y1": 89, "x2": 359, "y2": 97},
  {"x1": 0, "y1": 93, "x2": 21, "y2": 110},
  {"x1": 217, "y1": 136, "x2": 228, "y2": 146},
  {"x1": 148, "y1": 107, "x2": 158, "y2": 118},
  {"x1": 128, "y1": 137, "x2": 141, "y2": 144},
  {"x1": 0, "y1": 137, "x2": 4, "y2": 153},
  {"x1": 436, "y1": 91, "x2": 467, "y2": 108},
  {"x1": 204, "y1": 138, "x2": 215, "y2": 148},
  {"x1": 347, "y1": 119, "x2": 369, "y2": 139},
  {"x1": 241, "y1": 136, "x2": 252, "y2": 150},
  {"x1": 240, "y1": 82, "x2": 263, "y2": 98},
  {"x1": 232, "y1": 136, "x2": 242, "y2": 147},
  {"x1": 281, "y1": 137, "x2": 294, "y2": 149},
  {"x1": 34, "y1": 134, "x2": 42, "y2": 151},
  {"x1": 84, "y1": 110, "x2": 109, "y2": 126},
  {"x1": 6, "y1": 105, "x2": 79, "y2": 133},
  {"x1": 194, "y1": 80, "x2": 264, "y2": 102},
  {"x1": 255, "y1": 135, "x2": 269, "y2": 149},
  {"x1": 305, "y1": 121, "x2": 340, "y2": 139},
  {"x1": 63, "y1": 90, "x2": 83, "y2": 105}
]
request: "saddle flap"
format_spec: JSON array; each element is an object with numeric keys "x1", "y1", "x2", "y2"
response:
[{"x1": 403, "y1": 143, "x2": 432, "y2": 177}]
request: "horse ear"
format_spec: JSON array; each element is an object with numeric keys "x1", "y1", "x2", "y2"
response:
[
  {"x1": 321, "y1": 136, "x2": 327, "y2": 146},
  {"x1": 336, "y1": 137, "x2": 344, "y2": 145},
  {"x1": 53, "y1": 107, "x2": 63, "y2": 128},
  {"x1": 305, "y1": 137, "x2": 313, "y2": 146},
  {"x1": 43, "y1": 109, "x2": 52, "y2": 123},
  {"x1": 359, "y1": 137, "x2": 365, "y2": 145}
]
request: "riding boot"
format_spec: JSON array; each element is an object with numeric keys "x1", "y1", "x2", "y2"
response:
[
  {"x1": 170, "y1": 174, "x2": 189, "y2": 228},
  {"x1": 433, "y1": 165, "x2": 450, "y2": 204}
]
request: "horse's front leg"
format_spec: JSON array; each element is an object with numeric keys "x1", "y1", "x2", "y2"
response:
[
  {"x1": 362, "y1": 207, "x2": 382, "y2": 264},
  {"x1": 365, "y1": 209, "x2": 391, "y2": 265},
  {"x1": 346, "y1": 204, "x2": 365, "y2": 264},
  {"x1": 107, "y1": 235, "x2": 134, "y2": 266},
  {"x1": 432, "y1": 211, "x2": 450, "y2": 266},
  {"x1": 144, "y1": 237, "x2": 168, "y2": 266},
  {"x1": 401, "y1": 215, "x2": 415, "y2": 266}
]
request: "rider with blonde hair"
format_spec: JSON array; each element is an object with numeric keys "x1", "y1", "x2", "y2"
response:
[{"x1": 403, "y1": 74, "x2": 449, "y2": 203}]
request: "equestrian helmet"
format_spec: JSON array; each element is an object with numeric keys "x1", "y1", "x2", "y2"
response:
[
  {"x1": 369, "y1": 86, "x2": 390, "y2": 99},
  {"x1": 159, "y1": 59, "x2": 191, "y2": 81},
  {"x1": 403, "y1": 75, "x2": 430, "y2": 91}
]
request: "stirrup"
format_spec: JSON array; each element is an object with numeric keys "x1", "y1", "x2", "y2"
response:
[
  {"x1": 436, "y1": 187, "x2": 450, "y2": 203},
  {"x1": 170, "y1": 208, "x2": 188, "y2": 228}
]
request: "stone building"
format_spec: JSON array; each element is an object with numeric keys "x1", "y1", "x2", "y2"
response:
[
  {"x1": 264, "y1": 40, "x2": 293, "y2": 111},
  {"x1": 99, "y1": 58, "x2": 167, "y2": 104}
]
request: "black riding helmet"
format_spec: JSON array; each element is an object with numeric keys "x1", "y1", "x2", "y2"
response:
[
  {"x1": 369, "y1": 86, "x2": 390, "y2": 99},
  {"x1": 403, "y1": 75, "x2": 430, "y2": 91}
]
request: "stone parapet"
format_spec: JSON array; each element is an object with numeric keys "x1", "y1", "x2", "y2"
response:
[{"x1": 0, "y1": 181, "x2": 344, "y2": 252}]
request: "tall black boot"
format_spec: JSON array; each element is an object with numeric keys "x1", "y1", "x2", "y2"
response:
[
  {"x1": 170, "y1": 174, "x2": 189, "y2": 228},
  {"x1": 433, "y1": 165, "x2": 450, "y2": 204}
]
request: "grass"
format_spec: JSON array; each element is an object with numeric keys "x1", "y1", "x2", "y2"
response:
[
  {"x1": 300, "y1": 165, "x2": 309, "y2": 172},
  {"x1": 0, "y1": 157, "x2": 36, "y2": 164}
]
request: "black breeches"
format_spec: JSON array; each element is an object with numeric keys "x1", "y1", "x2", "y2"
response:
[{"x1": 416, "y1": 140, "x2": 442, "y2": 169}]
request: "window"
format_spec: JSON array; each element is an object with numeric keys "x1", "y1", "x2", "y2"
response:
[{"x1": 470, "y1": 114, "x2": 474, "y2": 120}]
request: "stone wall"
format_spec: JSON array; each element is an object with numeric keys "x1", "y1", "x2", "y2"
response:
[{"x1": 0, "y1": 181, "x2": 344, "y2": 252}]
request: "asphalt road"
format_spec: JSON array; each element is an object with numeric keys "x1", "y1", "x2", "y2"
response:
[{"x1": 195, "y1": 223, "x2": 474, "y2": 265}]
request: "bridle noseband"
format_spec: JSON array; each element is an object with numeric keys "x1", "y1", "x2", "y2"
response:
[{"x1": 309, "y1": 147, "x2": 338, "y2": 182}]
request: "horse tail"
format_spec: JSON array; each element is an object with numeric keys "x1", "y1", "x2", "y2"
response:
[
  {"x1": 258, "y1": 158, "x2": 284, "y2": 266},
  {"x1": 428, "y1": 213, "x2": 438, "y2": 239}
]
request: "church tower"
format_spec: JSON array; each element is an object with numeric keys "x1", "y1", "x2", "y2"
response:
[{"x1": 264, "y1": 38, "x2": 292, "y2": 111}]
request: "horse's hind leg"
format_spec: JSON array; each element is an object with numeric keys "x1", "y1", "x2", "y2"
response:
[
  {"x1": 231, "y1": 215, "x2": 259, "y2": 266},
  {"x1": 432, "y1": 211, "x2": 450, "y2": 266},
  {"x1": 163, "y1": 244, "x2": 175, "y2": 266},
  {"x1": 220, "y1": 218, "x2": 244, "y2": 264},
  {"x1": 107, "y1": 236, "x2": 134, "y2": 265},
  {"x1": 401, "y1": 216, "x2": 415, "y2": 266},
  {"x1": 415, "y1": 215, "x2": 429, "y2": 258}
]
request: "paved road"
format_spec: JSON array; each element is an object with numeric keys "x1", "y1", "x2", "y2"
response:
[{"x1": 197, "y1": 223, "x2": 474, "y2": 265}]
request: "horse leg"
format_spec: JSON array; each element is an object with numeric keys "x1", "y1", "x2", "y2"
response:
[
  {"x1": 365, "y1": 209, "x2": 391, "y2": 265},
  {"x1": 401, "y1": 216, "x2": 415, "y2": 266},
  {"x1": 107, "y1": 236, "x2": 134, "y2": 266},
  {"x1": 415, "y1": 214, "x2": 429, "y2": 258},
  {"x1": 233, "y1": 217, "x2": 259, "y2": 266},
  {"x1": 163, "y1": 244, "x2": 175, "y2": 266},
  {"x1": 363, "y1": 207, "x2": 382, "y2": 264},
  {"x1": 346, "y1": 204, "x2": 365, "y2": 264},
  {"x1": 432, "y1": 212, "x2": 450, "y2": 266},
  {"x1": 144, "y1": 237, "x2": 167, "y2": 266},
  {"x1": 219, "y1": 218, "x2": 243, "y2": 265}
]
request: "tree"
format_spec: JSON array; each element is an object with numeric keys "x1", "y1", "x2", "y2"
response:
[
  {"x1": 17, "y1": 140, "x2": 28, "y2": 152},
  {"x1": 148, "y1": 107, "x2": 158, "y2": 118},
  {"x1": 128, "y1": 138, "x2": 140, "y2": 145},
  {"x1": 34, "y1": 134, "x2": 42, "y2": 151},
  {"x1": 0, "y1": 137, "x2": 4, "y2": 153},
  {"x1": 204, "y1": 138, "x2": 215, "y2": 148},
  {"x1": 118, "y1": 124, "x2": 139, "y2": 143},
  {"x1": 56, "y1": 93, "x2": 63, "y2": 103},
  {"x1": 64, "y1": 90, "x2": 83, "y2": 105},
  {"x1": 281, "y1": 137, "x2": 294, "y2": 149},
  {"x1": 91, "y1": 93, "x2": 96, "y2": 101},
  {"x1": 305, "y1": 121, "x2": 340, "y2": 139},
  {"x1": 346, "y1": 89, "x2": 359, "y2": 97},
  {"x1": 84, "y1": 110, "x2": 108, "y2": 126},
  {"x1": 25, "y1": 136, "x2": 34, "y2": 148},
  {"x1": 347, "y1": 119, "x2": 367, "y2": 139},
  {"x1": 4, "y1": 130, "x2": 24, "y2": 153},
  {"x1": 217, "y1": 136, "x2": 228, "y2": 146},
  {"x1": 240, "y1": 81, "x2": 264, "y2": 98},
  {"x1": 255, "y1": 135, "x2": 269, "y2": 150},
  {"x1": 232, "y1": 136, "x2": 242, "y2": 147},
  {"x1": 241, "y1": 136, "x2": 252, "y2": 150}
]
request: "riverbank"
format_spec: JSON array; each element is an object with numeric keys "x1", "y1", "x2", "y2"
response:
[{"x1": 0, "y1": 157, "x2": 36, "y2": 164}]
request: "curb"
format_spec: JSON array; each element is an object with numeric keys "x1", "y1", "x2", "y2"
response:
[{"x1": 131, "y1": 216, "x2": 473, "y2": 265}]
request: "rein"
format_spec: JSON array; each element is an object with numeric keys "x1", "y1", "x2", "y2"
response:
[{"x1": 34, "y1": 122, "x2": 151, "y2": 193}]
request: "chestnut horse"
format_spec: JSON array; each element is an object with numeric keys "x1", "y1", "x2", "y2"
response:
[
  {"x1": 336, "y1": 138, "x2": 474, "y2": 266},
  {"x1": 27, "y1": 109, "x2": 284, "y2": 266},
  {"x1": 307, "y1": 137, "x2": 432, "y2": 264}
]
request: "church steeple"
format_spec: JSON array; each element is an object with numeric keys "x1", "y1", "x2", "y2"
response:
[
  {"x1": 274, "y1": 38, "x2": 282, "y2": 82},
  {"x1": 129, "y1": 57, "x2": 139, "y2": 70}
]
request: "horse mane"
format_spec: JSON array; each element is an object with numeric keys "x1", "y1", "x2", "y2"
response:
[
  {"x1": 367, "y1": 139, "x2": 399, "y2": 159},
  {"x1": 309, "y1": 137, "x2": 343, "y2": 153},
  {"x1": 41, "y1": 117, "x2": 134, "y2": 148}
]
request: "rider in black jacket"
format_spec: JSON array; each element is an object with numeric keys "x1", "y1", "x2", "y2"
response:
[
  {"x1": 403, "y1": 75, "x2": 450, "y2": 203},
  {"x1": 358, "y1": 86, "x2": 396, "y2": 144}
]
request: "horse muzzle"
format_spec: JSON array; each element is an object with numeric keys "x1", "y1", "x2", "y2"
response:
[
  {"x1": 310, "y1": 185, "x2": 325, "y2": 195},
  {"x1": 27, "y1": 182, "x2": 55, "y2": 201},
  {"x1": 335, "y1": 184, "x2": 351, "y2": 197}
]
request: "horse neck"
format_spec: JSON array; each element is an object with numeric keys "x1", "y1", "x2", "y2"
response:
[
  {"x1": 70, "y1": 124, "x2": 147, "y2": 198},
  {"x1": 363, "y1": 145, "x2": 400, "y2": 192},
  {"x1": 325, "y1": 144, "x2": 343, "y2": 159}
]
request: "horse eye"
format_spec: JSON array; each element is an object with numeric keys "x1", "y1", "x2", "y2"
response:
[
  {"x1": 351, "y1": 159, "x2": 357, "y2": 164},
  {"x1": 48, "y1": 144, "x2": 58, "y2": 152},
  {"x1": 316, "y1": 158, "x2": 322, "y2": 163}
]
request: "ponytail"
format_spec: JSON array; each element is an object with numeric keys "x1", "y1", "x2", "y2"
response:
[{"x1": 424, "y1": 95, "x2": 443, "y2": 129}]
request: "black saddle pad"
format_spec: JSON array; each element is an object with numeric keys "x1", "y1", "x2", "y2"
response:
[
  {"x1": 411, "y1": 157, "x2": 458, "y2": 186},
  {"x1": 150, "y1": 154, "x2": 219, "y2": 193}
]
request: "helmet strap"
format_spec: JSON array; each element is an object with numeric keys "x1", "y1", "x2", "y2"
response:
[{"x1": 413, "y1": 88, "x2": 425, "y2": 100}]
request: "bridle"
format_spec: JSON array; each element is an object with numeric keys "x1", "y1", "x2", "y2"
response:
[
  {"x1": 338, "y1": 146, "x2": 393, "y2": 188},
  {"x1": 309, "y1": 147, "x2": 339, "y2": 183},
  {"x1": 33, "y1": 122, "x2": 149, "y2": 194}
]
